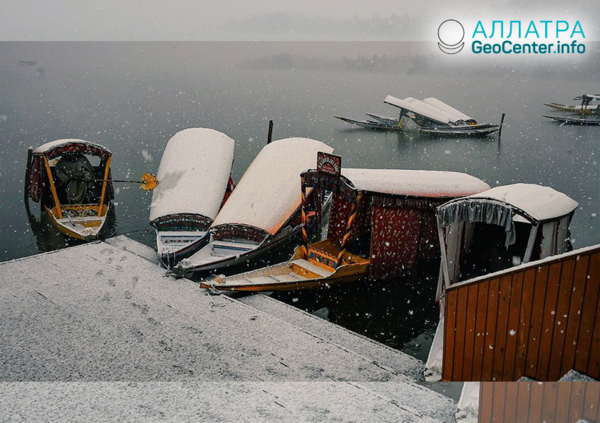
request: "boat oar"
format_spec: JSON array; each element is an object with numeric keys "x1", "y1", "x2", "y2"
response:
[{"x1": 96, "y1": 173, "x2": 158, "y2": 191}]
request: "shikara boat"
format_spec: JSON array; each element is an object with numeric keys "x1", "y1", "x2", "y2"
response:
[
  {"x1": 542, "y1": 115, "x2": 600, "y2": 125},
  {"x1": 149, "y1": 128, "x2": 235, "y2": 267},
  {"x1": 25, "y1": 139, "x2": 114, "y2": 240},
  {"x1": 335, "y1": 96, "x2": 501, "y2": 137},
  {"x1": 173, "y1": 138, "x2": 334, "y2": 279},
  {"x1": 544, "y1": 94, "x2": 600, "y2": 115},
  {"x1": 201, "y1": 153, "x2": 490, "y2": 292},
  {"x1": 435, "y1": 183, "x2": 579, "y2": 288},
  {"x1": 425, "y1": 183, "x2": 579, "y2": 381}
]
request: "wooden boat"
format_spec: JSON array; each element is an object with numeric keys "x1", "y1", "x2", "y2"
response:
[
  {"x1": 336, "y1": 96, "x2": 500, "y2": 137},
  {"x1": 173, "y1": 138, "x2": 334, "y2": 279},
  {"x1": 543, "y1": 114, "x2": 600, "y2": 125},
  {"x1": 25, "y1": 139, "x2": 114, "y2": 240},
  {"x1": 149, "y1": 128, "x2": 235, "y2": 267},
  {"x1": 425, "y1": 183, "x2": 579, "y2": 381},
  {"x1": 201, "y1": 154, "x2": 491, "y2": 292},
  {"x1": 544, "y1": 93, "x2": 600, "y2": 115},
  {"x1": 384, "y1": 96, "x2": 501, "y2": 137}
]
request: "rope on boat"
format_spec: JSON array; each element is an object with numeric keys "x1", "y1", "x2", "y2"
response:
[
  {"x1": 301, "y1": 183, "x2": 309, "y2": 258},
  {"x1": 336, "y1": 191, "x2": 362, "y2": 268}
]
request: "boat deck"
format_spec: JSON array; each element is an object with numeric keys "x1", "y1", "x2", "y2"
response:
[{"x1": 0, "y1": 236, "x2": 457, "y2": 421}]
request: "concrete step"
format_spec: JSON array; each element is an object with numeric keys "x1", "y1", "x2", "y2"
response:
[{"x1": 237, "y1": 293, "x2": 424, "y2": 380}]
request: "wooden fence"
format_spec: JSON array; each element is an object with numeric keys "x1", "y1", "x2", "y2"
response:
[
  {"x1": 478, "y1": 382, "x2": 600, "y2": 423},
  {"x1": 442, "y1": 245, "x2": 600, "y2": 381}
]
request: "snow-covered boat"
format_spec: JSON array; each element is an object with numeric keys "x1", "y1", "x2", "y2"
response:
[
  {"x1": 149, "y1": 128, "x2": 236, "y2": 267},
  {"x1": 425, "y1": 183, "x2": 579, "y2": 381},
  {"x1": 201, "y1": 156, "x2": 490, "y2": 292},
  {"x1": 335, "y1": 96, "x2": 501, "y2": 137},
  {"x1": 25, "y1": 139, "x2": 115, "y2": 241},
  {"x1": 173, "y1": 138, "x2": 334, "y2": 279}
]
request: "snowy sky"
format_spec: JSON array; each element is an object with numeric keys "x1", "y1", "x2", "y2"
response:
[{"x1": 2, "y1": 0, "x2": 599, "y2": 41}]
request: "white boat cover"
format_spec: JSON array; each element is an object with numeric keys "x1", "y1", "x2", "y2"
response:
[
  {"x1": 149, "y1": 128, "x2": 235, "y2": 222},
  {"x1": 384, "y1": 95, "x2": 450, "y2": 124},
  {"x1": 453, "y1": 183, "x2": 578, "y2": 222},
  {"x1": 212, "y1": 138, "x2": 334, "y2": 235},
  {"x1": 406, "y1": 99, "x2": 460, "y2": 123},
  {"x1": 422, "y1": 97, "x2": 472, "y2": 122},
  {"x1": 33, "y1": 139, "x2": 110, "y2": 155},
  {"x1": 341, "y1": 168, "x2": 490, "y2": 198}
]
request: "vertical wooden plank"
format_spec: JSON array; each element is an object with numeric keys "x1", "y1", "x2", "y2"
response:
[
  {"x1": 525, "y1": 266, "x2": 549, "y2": 379},
  {"x1": 514, "y1": 268, "x2": 536, "y2": 380},
  {"x1": 491, "y1": 382, "x2": 506, "y2": 423},
  {"x1": 540, "y1": 382, "x2": 558, "y2": 423},
  {"x1": 515, "y1": 382, "x2": 532, "y2": 422},
  {"x1": 462, "y1": 283, "x2": 479, "y2": 381},
  {"x1": 453, "y1": 286, "x2": 469, "y2": 381},
  {"x1": 442, "y1": 289, "x2": 457, "y2": 381},
  {"x1": 503, "y1": 272, "x2": 524, "y2": 381},
  {"x1": 479, "y1": 382, "x2": 494, "y2": 423},
  {"x1": 548, "y1": 258, "x2": 576, "y2": 380},
  {"x1": 587, "y1": 290, "x2": 600, "y2": 380},
  {"x1": 471, "y1": 281, "x2": 489, "y2": 381},
  {"x1": 583, "y1": 382, "x2": 600, "y2": 422},
  {"x1": 575, "y1": 251, "x2": 600, "y2": 375},
  {"x1": 502, "y1": 382, "x2": 519, "y2": 423},
  {"x1": 560, "y1": 254, "x2": 590, "y2": 377},
  {"x1": 482, "y1": 278, "x2": 500, "y2": 381},
  {"x1": 492, "y1": 275, "x2": 513, "y2": 381},
  {"x1": 536, "y1": 262, "x2": 562, "y2": 381},
  {"x1": 568, "y1": 382, "x2": 586, "y2": 423},
  {"x1": 527, "y1": 382, "x2": 544, "y2": 423},
  {"x1": 555, "y1": 382, "x2": 573, "y2": 423}
]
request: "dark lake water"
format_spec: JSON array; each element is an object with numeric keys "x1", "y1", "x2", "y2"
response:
[{"x1": 1, "y1": 42, "x2": 598, "y2": 358}]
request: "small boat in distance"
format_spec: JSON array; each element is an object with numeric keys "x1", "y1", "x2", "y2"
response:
[
  {"x1": 543, "y1": 114, "x2": 600, "y2": 126},
  {"x1": 544, "y1": 94, "x2": 600, "y2": 115},
  {"x1": 335, "y1": 96, "x2": 501, "y2": 137},
  {"x1": 25, "y1": 139, "x2": 115, "y2": 240},
  {"x1": 174, "y1": 137, "x2": 334, "y2": 280},
  {"x1": 201, "y1": 154, "x2": 490, "y2": 292},
  {"x1": 149, "y1": 128, "x2": 236, "y2": 267}
]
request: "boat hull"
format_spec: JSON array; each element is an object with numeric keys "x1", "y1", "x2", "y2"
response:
[
  {"x1": 45, "y1": 204, "x2": 110, "y2": 241},
  {"x1": 543, "y1": 115, "x2": 600, "y2": 125}
]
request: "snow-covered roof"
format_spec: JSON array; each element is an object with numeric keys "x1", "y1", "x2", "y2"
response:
[
  {"x1": 212, "y1": 138, "x2": 334, "y2": 235},
  {"x1": 33, "y1": 139, "x2": 110, "y2": 155},
  {"x1": 453, "y1": 183, "x2": 578, "y2": 222},
  {"x1": 341, "y1": 168, "x2": 490, "y2": 198},
  {"x1": 385, "y1": 95, "x2": 450, "y2": 124},
  {"x1": 149, "y1": 128, "x2": 235, "y2": 222}
]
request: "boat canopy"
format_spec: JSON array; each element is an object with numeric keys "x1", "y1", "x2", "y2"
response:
[
  {"x1": 385, "y1": 95, "x2": 450, "y2": 125},
  {"x1": 211, "y1": 138, "x2": 334, "y2": 235},
  {"x1": 32, "y1": 139, "x2": 111, "y2": 160},
  {"x1": 422, "y1": 98, "x2": 472, "y2": 122},
  {"x1": 340, "y1": 169, "x2": 490, "y2": 198},
  {"x1": 437, "y1": 183, "x2": 578, "y2": 247},
  {"x1": 149, "y1": 128, "x2": 235, "y2": 223}
]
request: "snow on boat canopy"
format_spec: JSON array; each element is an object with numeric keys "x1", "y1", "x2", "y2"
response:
[
  {"x1": 201, "y1": 159, "x2": 491, "y2": 292},
  {"x1": 335, "y1": 96, "x2": 500, "y2": 137},
  {"x1": 149, "y1": 128, "x2": 235, "y2": 267},
  {"x1": 174, "y1": 137, "x2": 334, "y2": 279},
  {"x1": 436, "y1": 183, "x2": 578, "y2": 288},
  {"x1": 25, "y1": 139, "x2": 114, "y2": 241}
]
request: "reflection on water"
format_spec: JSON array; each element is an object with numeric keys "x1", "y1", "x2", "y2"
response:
[{"x1": 271, "y1": 260, "x2": 440, "y2": 361}]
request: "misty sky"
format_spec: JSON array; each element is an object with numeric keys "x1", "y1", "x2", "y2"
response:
[{"x1": 2, "y1": 0, "x2": 599, "y2": 41}]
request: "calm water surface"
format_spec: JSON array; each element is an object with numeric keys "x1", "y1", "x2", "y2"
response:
[{"x1": 1, "y1": 42, "x2": 598, "y2": 356}]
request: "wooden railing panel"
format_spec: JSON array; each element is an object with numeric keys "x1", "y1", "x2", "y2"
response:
[
  {"x1": 479, "y1": 382, "x2": 600, "y2": 423},
  {"x1": 443, "y1": 246, "x2": 600, "y2": 381}
]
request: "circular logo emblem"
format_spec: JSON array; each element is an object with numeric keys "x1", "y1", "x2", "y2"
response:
[{"x1": 438, "y1": 19, "x2": 465, "y2": 54}]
